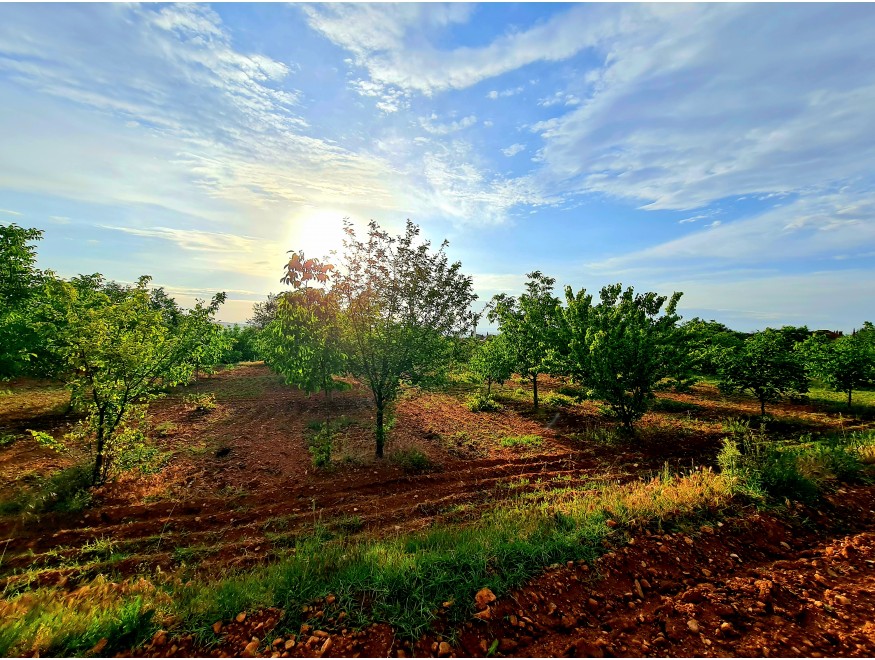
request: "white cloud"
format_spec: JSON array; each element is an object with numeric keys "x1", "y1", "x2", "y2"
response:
[
  {"x1": 0, "y1": 208, "x2": 22, "y2": 216},
  {"x1": 487, "y1": 86, "x2": 524, "y2": 100},
  {"x1": 589, "y1": 190, "x2": 875, "y2": 270},
  {"x1": 303, "y1": 3, "x2": 615, "y2": 95},
  {"x1": 502, "y1": 143, "x2": 526, "y2": 157},
  {"x1": 532, "y1": 4, "x2": 875, "y2": 212},
  {"x1": 537, "y1": 91, "x2": 581, "y2": 108},
  {"x1": 419, "y1": 113, "x2": 478, "y2": 135}
]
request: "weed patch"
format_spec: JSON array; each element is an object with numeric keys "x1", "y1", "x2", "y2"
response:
[
  {"x1": 390, "y1": 448, "x2": 435, "y2": 474},
  {"x1": 501, "y1": 434, "x2": 543, "y2": 449}
]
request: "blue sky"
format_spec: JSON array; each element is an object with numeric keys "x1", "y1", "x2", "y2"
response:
[{"x1": 1, "y1": 3, "x2": 874, "y2": 331}]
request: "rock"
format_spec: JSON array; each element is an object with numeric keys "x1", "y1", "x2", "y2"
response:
[
  {"x1": 561, "y1": 614, "x2": 577, "y2": 629},
  {"x1": 438, "y1": 641, "x2": 452, "y2": 656},
  {"x1": 509, "y1": 614, "x2": 519, "y2": 627},
  {"x1": 474, "y1": 607, "x2": 492, "y2": 620},
  {"x1": 640, "y1": 578, "x2": 651, "y2": 590},
  {"x1": 89, "y1": 638, "x2": 108, "y2": 655},
  {"x1": 572, "y1": 639, "x2": 604, "y2": 658},
  {"x1": 701, "y1": 568, "x2": 712, "y2": 577},
  {"x1": 479, "y1": 640, "x2": 488, "y2": 653},
  {"x1": 236, "y1": 612, "x2": 247, "y2": 623},
  {"x1": 780, "y1": 541, "x2": 791, "y2": 550},
  {"x1": 687, "y1": 619, "x2": 700, "y2": 634},
  {"x1": 397, "y1": 650, "x2": 406, "y2": 658},
  {"x1": 442, "y1": 601, "x2": 453, "y2": 608},
  {"x1": 498, "y1": 638, "x2": 518, "y2": 652},
  {"x1": 243, "y1": 640, "x2": 260, "y2": 657},
  {"x1": 606, "y1": 519, "x2": 617, "y2": 528},
  {"x1": 152, "y1": 630, "x2": 168, "y2": 647},
  {"x1": 587, "y1": 598, "x2": 599, "y2": 609},
  {"x1": 285, "y1": 639, "x2": 296, "y2": 651},
  {"x1": 213, "y1": 621, "x2": 223, "y2": 635},
  {"x1": 634, "y1": 579, "x2": 645, "y2": 599},
  {"x1": 720, "y1": 622, "x2": 734, "y2": 635},
  {"x1": 315, "y1": 630, "x2": 329, "y2": 638},
  {"x1": 319, "y1": 638, "x2": 333, "y2": 656},
  {"x1": 307, "y1": 636, "x2": 321, "y2": 647},
  {"x1": 475, "y1": 587, "x2": 497, "y2": 610},
  {"x1": 326, "y1": 594, "x2": 336, "y2": 605},
  {"x1": 547, "y1": 601, "x2": 558, "y2": 616},
  {"x1": 273, "y1": 638, "x2": 284, "y2": 647},
  {"x1": 836, "y1": 595, "x2": 851, "y2": 606}
]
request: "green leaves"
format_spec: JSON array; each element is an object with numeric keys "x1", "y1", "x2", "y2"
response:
[
  {"x1": 799, "y1": 332, "x2": 875, "y2": 407},
  {"x1": 717, "y1": 329, "x2": 809, "y2": 415},
  {"x1": 563, "y1": 283, "x2": 685, "y2": 429}
]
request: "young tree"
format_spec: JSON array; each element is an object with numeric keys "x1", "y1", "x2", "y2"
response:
[
  {"x1": 0, "y1": 224, "x2": 46, "y2": 378},
  {"x1": 260, "y1": 252, "x2": 346, "y2": 422},
  {"x1": 563, "y1": 283, "x2": 685, "y2": 430},
  {"x1": 469, "y1": 334, "x2": 515, "y2": 396},
  {"x1": 717, "y1": 329, "x2": 808, "y2": 415},
  {"x1": 799, "y1": 333, "x2": 875, "y2": 408},
  {"x1": 334, "y1": 220, "x2": 477, "y2": 458},
  {"x1": 679, "y1": 318, "x2": 746, "y2": 377},
  {"x1": 249, "y1": 292, "x2": 280, "y2": 330},
  {"x1": 488, "y1": 272, "x2": 561, "y2": 411},
  {"x1": 54, "y1": 276, "x2": 225, "y2": 484}
]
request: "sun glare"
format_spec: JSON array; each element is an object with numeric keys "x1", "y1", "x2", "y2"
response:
[{"x1": 286, "y1": 209, "x2": 348, "y2": 263}]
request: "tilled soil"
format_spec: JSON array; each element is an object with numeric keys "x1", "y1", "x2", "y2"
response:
[
  {"x1": 2, "y1": 364, "x2": 875, "y2": 657},
  {"x1": 135, "y1": 485, "x2": 875, "y2": 658}
]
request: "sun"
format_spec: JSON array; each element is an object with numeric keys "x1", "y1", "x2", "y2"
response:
[{"x1": 285, "y1": 209, "x2": 348, "y2": 263}]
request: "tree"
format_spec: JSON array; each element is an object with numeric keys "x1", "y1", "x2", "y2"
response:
[
  {"x1": 799, "y1": 332, "x2": 875, "y2": 408},
  {"x1": 260, "y1": 252, "x2": 345, "y2": 418},
  {"x1": 563, "y1": 283, "x2": 685, "y2": 430},
  {"x1": 469, "y1": 334, "x2": 514, "y2": 396},
  {"x1": 488, "y1": 272, "x2": 561, "y2": 411},
  {"x1": 334, "y1": 220, "x2": 477, "y2": 458},
  {"x1": 220, "y1": 324, "x2": 261, "y2": 363},
  {"x1": 717, "y1": 329, "x2": 808, "y2": 415},
  {"x1": 679, "y1": 318, "x2": 746, "y2": 377},
  {"x1": 53, "y1": 276, "x2": 225, "y2": 484},
  {"x1": 249, "y1": 293, "x2": 280, "y2": 330},
  {"x1": 0, "y1": 224, "x2": 45, "y2": 378}
]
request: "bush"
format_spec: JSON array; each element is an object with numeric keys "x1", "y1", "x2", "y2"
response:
[
  {"x1": 466, "y1": 393, "x2": 501, "y2": 412},
  {"x1": 0, "y1": 463, "x2": 93, "y2": 516},
  {"x1": 307, "y1": 425, "x2": 333, "y2": 468},
  {"x1": 541, "y1": 392, "x2": 576, "y2": 408},
  {"x1": 555, "y1": 384, "x2": 587, "y2": 400},
  {"x1": 390, "y1": 448, "x2": 434, "y2": 474},
  {"x1": 183, "y1": 393, "x2": 216, "y2": 412},
  {"x1": 501, "y1": 434, "x2": 543, "y2": 449}
]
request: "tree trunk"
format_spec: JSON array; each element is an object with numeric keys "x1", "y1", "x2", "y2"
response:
[
  {"x1": 532, "y1": 373, "x2": 539, "y2": 411},
  {"x1": 375, "y1": 401, "x2": 385, "y2": 459},
  {"x1": 487, "y1": 380, "x2": 492, "y2": 396},
  {"x1": 92, "y1": 424, "x2": 105, "y2": 486},
  {"x1": 848, "y1": 388, "x2": 853, "y2": 409},
  {"x1": 760, "y1": 398, "x2": 766, "y2": 416}
]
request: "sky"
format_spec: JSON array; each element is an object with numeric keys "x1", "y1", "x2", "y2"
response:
[{"x1": 1, "y1": 2, "x2": 874, "y2": 331}]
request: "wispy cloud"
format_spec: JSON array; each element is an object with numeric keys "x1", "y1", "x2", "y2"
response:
[
  {"x1": 419, "y1": 113, "x2": 478, "y2": 135},
  {"x1": 0, "y1": 209, "x2": 22, "y2": 216},
  {"x1": 502, "y1": 144, "x2": 526, "y2": 157}
]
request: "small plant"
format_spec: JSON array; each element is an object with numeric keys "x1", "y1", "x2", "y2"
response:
[
  {"x1": 307, "y1": 424, "x2": 333, "y2": 468},
  {"x1": 500, "y1": 434, "x2": 543, "y2": 449},
  {"x1": 541, "y1": 392, "x2": 576, "y2": 408},
  {"x1": 153, "y1": 421, "x2": 176, "y2": 437},
  {"x1": 80, "y1": 536, "x2": 118, "y2": 560},
  {"x1": 333, "y1": 514, "x2": 365, "y2": 534},
  {"x1": 28, "y1": 430, "x2": 67, "y2": 453},
  {"x1": 0, "y1": 432, "x2": 16, "y2": 448},
  {"x1": 390, "y1": 448, "x2": 434, "y2": 474},
  {"x1": 466, "y1": 393, "x2": 502, "y2": 412},
  {"x1": 183, "y1": 393, "x2": 217, "y2": 412},
  {"x1": 556, "y1": 384, "x2": 587, "y2": 400}
]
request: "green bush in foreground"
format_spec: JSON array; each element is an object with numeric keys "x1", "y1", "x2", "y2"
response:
[
  {"x1": 718, "y1": 429, "x2": 874, "y2": 503},
  {"x1": 466, "y1": 393, "x2": 502, "y2": 412}
]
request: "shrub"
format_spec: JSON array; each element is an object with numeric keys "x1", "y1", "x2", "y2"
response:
[
  {"x1": 466, "y1": 393, "x2": 501, "y2": 412},
  {"x1": 501, "y1": 434, "x2": 543, "y2": 449},
  {"x1": 0, "y1": 463, "x2": 93, "y2": 516},
  {"x1": 541, "y1": 392, "x2": 576, "y2": 408},
  {"x1": 183, "y1": 393, "x2": 216, "y2": 412},
  {"x1": 555, "y1": 384, "x2": 587, "y2": 400},
  {"x1": 307, "y1": 425, "x2": 333, "y2": 468},
  {"x1": 390, "y1": 448, "x2": 434, "y2": 474}
]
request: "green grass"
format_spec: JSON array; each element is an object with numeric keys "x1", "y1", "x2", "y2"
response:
[
  {"x1": 390, "y1": 448, "x2": 435, "y2": 474},
  {"x1": 540, "y1": 392, "x2": 577, "y2": 408},
  {"x1": 0, "y1": 463, "x2": 92, "y2": 517},
  {"x1": 718, "y1": 428, "x2": 875, "y2": 504},
  {"x1": 168, "y1": 468, "x2": 730, "y2": 642},
  {"x1": 500, "y1": 434, "x2": 543, "y2": 449}
]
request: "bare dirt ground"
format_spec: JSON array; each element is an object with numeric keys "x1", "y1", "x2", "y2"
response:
[{"x1": 2, "y1": 363, "x2": 875, "y2": 657}]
